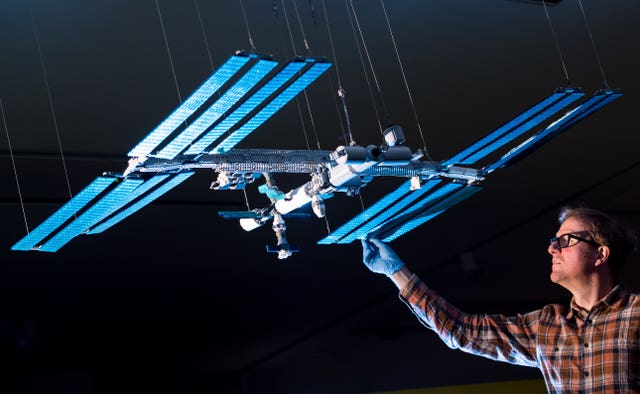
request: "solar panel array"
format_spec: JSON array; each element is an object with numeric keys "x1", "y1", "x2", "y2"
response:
[
  {"x1": 12, "y1": 52, "x2": 332, "y2": 252},
  {"x1": 11, "y1": 49, "x2": 622, "y2": 254},
  {"x1": 319, "y1": 87, "x2": 621, "y2": 245},
  {"x1": 128, "y1": 52, "x2": 332, "y2": 161}
]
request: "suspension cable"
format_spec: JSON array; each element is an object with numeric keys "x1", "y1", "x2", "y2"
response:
[
  {"x1": 345, "y1": 0, "x2": 383, "y2": 134},
  {"x1": 576, "y1": 0, "x2": 610, "y2": 89},
  {"x1": 542, "y1": 0, "x2": 571, "y2": 86},
  {"x1": 292, "y1": 0, "x2": 312, "y2": 56},
  {"x1": 380, "y1": 0, "x2": 432, "y2": 160},
  {"x1": 280, "y1": 0, "x2": 316, "y2": 150},
  {"x1": 348, "y1": 0, "x2": 391, "y2": 128},
  {"x1": 1, "y1": 99, "x2": 29, "y2": 233},
  {"x1": 238, "y1": 0, "x2": 258, "y2": 52},
  {"x1": 154, "y1": 0, "x2": 183, "y2": 103},
  {"x1": 322, "y1": 0, "x2": 353, "y2": 145},
  {"x1": 292, "y1": 0, "x2": 322, "y2": 149},
  {"x1": 30, "y1": 6, "x2": 74, "y2": 201},
  {"x1": 195, "y1": 0, "x2": 215, "y2": 71}
]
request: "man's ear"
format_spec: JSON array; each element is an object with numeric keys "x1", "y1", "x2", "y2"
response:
[{"x1": 594, "y1": 245, "x2": 610, "y2": 267}]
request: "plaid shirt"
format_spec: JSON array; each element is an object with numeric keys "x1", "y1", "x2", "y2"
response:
[{"x1": 400, "y1": 275, "x2": 640, "y2": 393}]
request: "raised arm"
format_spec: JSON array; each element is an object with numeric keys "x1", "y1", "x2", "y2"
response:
[{"x1": 360, "y1": 238, "x2": 540, "y2": 367}]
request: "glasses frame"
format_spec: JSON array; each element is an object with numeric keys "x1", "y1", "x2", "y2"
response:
[{"x1": 549, "y1": 232, "x2": 600, "y2": 249}]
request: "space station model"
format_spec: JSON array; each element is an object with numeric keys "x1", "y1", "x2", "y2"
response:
[{"x1": 11, "y1": 51, "x2": 622, "y2": 258}]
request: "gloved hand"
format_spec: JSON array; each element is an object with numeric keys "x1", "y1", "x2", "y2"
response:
[{"x1": 361, "y1": 238, "x2": 405, "y2": 277}]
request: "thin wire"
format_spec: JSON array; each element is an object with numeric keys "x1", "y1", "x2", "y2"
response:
[
  {"x1": 321, "y1": 0, "x2": 341, "y2": 85},
  {"x1": 292, "y1": 0, "x2": 322, "y2": 149},
  {"x1": 1, "y1": 99, "x2": 30, "y2": 233},
  {"x1": 302, "y1": 91, "x2": 322, "y2": 149},
  {"x1": 198, "y1": 0, "x2": 253, "y2": 214},
  {"x1": 322, "y1": 0, "x2": 352, "y2": 145},
  {"x1": 154, "y1": 0, "x2": 183, "y2": 102},
  {"x1": 281, "y1": 0, "x2": 314, "y2": 149},
  {"x1": 30, "y1": 7, "x2": 74, "y2": 201},
  {"x1": 239, "y1": 0, "x2": 258, "y2": 52},
  {"x1": 295, "y1": 98, "x2": 312, "y2": 150},
  {"x1": 576, "y1": 0, "x2": 610, "y2": 89},
  {"x1": 379, "y1": 0, "x2": 431, "y2": 160},
  {"x1": 345, "y1": 0, "x2": 383, "y2": 134},
  {"x1": 195, "y1": 0, "x2": 215, "y2": 71},
  {"x1": 292, "y1": 0, "x2": 312, "y2": 55},
  {"x1": 281, "y1": 0, "x2": 299, "y2": 54},
  {"x1": 542, "y1": 0, "x2": 570, "y2": 86},
  {"x1": 348, "y1": 0, "x2": 391, "y2": 127}
]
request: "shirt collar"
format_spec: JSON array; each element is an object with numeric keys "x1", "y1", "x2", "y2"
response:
[{"x1": 566, "y1": 283, "x2": 626, "y2": 320}]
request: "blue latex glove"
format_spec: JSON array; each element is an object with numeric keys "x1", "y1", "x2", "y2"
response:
[{"x1": 361, "y1": 238, "x2": 405, "y2": 277}]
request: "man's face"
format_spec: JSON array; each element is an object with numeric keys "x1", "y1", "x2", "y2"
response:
[{"x1": 548, "y1": 216, "x2": 601, "y2": 288}]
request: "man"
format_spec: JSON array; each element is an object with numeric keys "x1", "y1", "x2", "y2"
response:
[{"x1": 361, "y1": 206, "x2": 639, "y2": 393}]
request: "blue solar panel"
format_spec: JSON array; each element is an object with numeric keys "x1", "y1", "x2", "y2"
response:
[
  {"x1": 85, "y1": 174, "x2": 169, "y2": 233},
  {"x1": 337, "y1": 180, "x2": 442, "y2": 244},
  {"x1": 155, "y1": 59, "x2": 278, "y2": 159},
  {"x1": 11, "y1": 177, "x2": 116, "y2": 251},
  {"x1": 128, "y1": 55, "x2": 250, "y2": 158},
  {"x1": 442, "y1": 89, "x2": 580, "y2": 167},
  {"x1": 482, "y1": 91, "x2": 622, "y2": 174},
  {"x1": 39, "y1": 178, "x2": 144, "y2": 252},
  {"x1": 211, "y1": 62, "x2": 332, "y2": 153},
  {"x1": 317, "y1": 179, "x2": 413, "y2": 245},
  {"x1": 87, "y1": 171, "x2": 194, "y2": 234},
  {"x1": 561, "y1": 90, "x2": 622, "y2": 130},
  {"x1": 185, "y1": 61, "x2": 307, "y2": 155},
  {"x1": 459, "y1": 91, "x2": 584, "y2": 165},
  {"x1": 382, "y1": 185, "x2": 482, "y2": 242}
]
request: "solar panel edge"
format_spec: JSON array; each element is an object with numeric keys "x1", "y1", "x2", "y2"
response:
[
  {"x1": 11, "y1": 176, "x2": 117, "y2": 251},
  {"x1": 38, "y1": 178, "x2": 145, "y2": 252},
  {"x1": 184, "y1": 61, "x2": 307, "y2": 156},
  {"x1": 316, "y1": 179, "x2": 413, "y2": 245},
  {"x1": 127, "y1": 55, "x2": 251, "y2": 158},
  {"x1": 442, "y1": 90, "x2": 570, "y2": 167},
  {"x1": 86, "y1": 171, "x2": 195, "y2": 235},
  {"x1": 211, "y1": 62, "x2": 332, "y2": 154},
  {"x1": 154, "y1": 59, "x2": 279, "y2": 160},
  {"x1": 337, "y1": 180, "x2": 443, "y2": 244},
  {"x1": 381, "y1": 185, "x2": 482, "y2": 242},
  {"x1": 482, "y1": 90, "x2": 621, "y2": 174},
  {"x1": 458, "y1": 91, "x2": 584, "y2": 165}
]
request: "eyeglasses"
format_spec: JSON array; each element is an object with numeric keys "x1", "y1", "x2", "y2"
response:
[{"x1": 549, "y1": 232, "x2": 600, "y2": 249}]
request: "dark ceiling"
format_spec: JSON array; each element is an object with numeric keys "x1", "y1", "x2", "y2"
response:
[{"x1": 1, "y1": 0, "x2": 639, "y2": 393}]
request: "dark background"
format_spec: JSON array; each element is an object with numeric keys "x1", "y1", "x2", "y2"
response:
[{"x1": 1, "y1": 0, "x2": 639, "y2": 393}]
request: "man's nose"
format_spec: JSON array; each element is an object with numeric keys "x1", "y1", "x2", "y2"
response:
[{"x1": 548, "y1": 241, "x2": 560, "y2": 255}]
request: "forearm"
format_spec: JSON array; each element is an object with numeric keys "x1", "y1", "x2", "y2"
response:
[{"x1": 389, "y1": 266, "x2": 413, "y2": 291}]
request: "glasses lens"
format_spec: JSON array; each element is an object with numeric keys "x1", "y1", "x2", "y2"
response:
[{"x1": 558, "y1": 234, "x2": 571, "y2": 248}]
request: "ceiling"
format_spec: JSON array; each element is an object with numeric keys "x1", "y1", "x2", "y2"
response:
[{"x1": 1, "y1": 0, "x2": 639, "y2": 393}]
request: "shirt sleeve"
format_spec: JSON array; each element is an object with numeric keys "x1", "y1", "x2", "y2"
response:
[{"x1": 399, "y1": 274, "x2": 540, "y2": 368}]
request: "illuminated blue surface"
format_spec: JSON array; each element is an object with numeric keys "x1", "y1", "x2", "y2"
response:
[
  {"x1": 317, "y1": 179, "x2": 412, "y2": 245},
  {"x1": 155, "y1": 60, "x2": 277, "y2": 159},
  {"x1": 185, "y1": 62, "x2": 306, "y2": 155},
  {"x1": 337, "y1": 180, "x2": 442, "y2": 244},
  {"x1": 87, "y1": 172, "x2": 194, "y2": 234},
  {"x1": 382, "y1": 185, "x2": 482, "y2": 242},
  {"x1": 128, "y1": 55, "x2": 250, "y2": 158},
  {"x1": 39, "y1": 178, "x2": 144, "y2": 252},
  {"x1": 561, "y1": 90, "x2": 621, "y2": 130},
  {"x1": 442, "y1": 90, "x2": 580, "y2": 167},
  {"x1": 11, "y1": 177, "x2": 116, "y2": 251},
  {"x1": 211, "y1": 62, "x2": 332, "y2": 153},
  {"x1": 459, "y1": 91, "x2": 583, "y2": 165},
  {"x1": 483, "y1": 91, "x2": 621, "y2": 174},
  {"x1": 86, "y1": 174, "x2": 169, "y2": 233}
]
